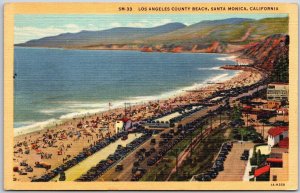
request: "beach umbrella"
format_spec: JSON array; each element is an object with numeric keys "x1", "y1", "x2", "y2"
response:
[{"x1": 35, "y1": 149, "x2": 42, "y2": 154}]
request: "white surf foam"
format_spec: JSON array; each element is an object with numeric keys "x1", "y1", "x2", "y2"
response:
[
  {"x1": 14, "y1": 71, "x2": 240, "y2": 136},
  {"x1": 216, "y1": 55, "x2": 237, "y2": 61},
  {"x1": 197, "y1": 66, "x2": 222, "y2": 71}
]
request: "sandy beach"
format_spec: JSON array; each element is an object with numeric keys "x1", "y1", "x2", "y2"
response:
[{"x1": 13, "y1": 64, "x2": 265, "y2": 182}]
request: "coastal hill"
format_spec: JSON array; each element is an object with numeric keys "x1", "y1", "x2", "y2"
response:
[
  {"x1": 16, "y1": 17, "x2": 288, "y2": 54},
  {"x1": 16, "y1": 22, "x2": 187, "y2": 48},
  {"x1": 240, "y1": 34, "x2": 289, "y2": 82}
]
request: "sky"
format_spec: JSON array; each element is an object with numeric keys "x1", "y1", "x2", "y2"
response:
[{"x1": 14, "y1": 13, "x2": 288, "y2": 44}]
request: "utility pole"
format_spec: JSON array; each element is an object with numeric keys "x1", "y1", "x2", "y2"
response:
[
  {"x1": 175, "y1": 148, "x2": 179, "y2": 174},
  {"x1": 210, "y1": 113, "x2": 213, "y2": 131},
  {"x1": 124, "y1": 102, "x2": 131, "y2": 117},
  {"x1": 190, "y1": 132, "x2": 194, "y2": 157},
  {"x1": 246, "y1": 112, "x2": 249, "y2": 127}
]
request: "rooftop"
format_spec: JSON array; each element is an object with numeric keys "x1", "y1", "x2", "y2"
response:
[
  {"x1": 268, "y1": 126, "x2": 288, "y2": 137},
  {"x1": 268, "y1": 82, "x2": 289, "y2": 86},
  {"x1": 254, "y1": 165, "x2": 270, "y2": 177},
  {"x1": 278, "y1": 137, "x2": 289, "y2": 149},
  {"x1": 266, "y1": 158, "x2": 283, "y2": 163}
]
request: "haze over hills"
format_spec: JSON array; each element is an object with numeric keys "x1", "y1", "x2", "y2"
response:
[
  {"x1": 16, "y1": 17, "x2": 288, "y2": 54},
  {"x1": 16, "y1": 22, "x2": 187, "y2": 48}
]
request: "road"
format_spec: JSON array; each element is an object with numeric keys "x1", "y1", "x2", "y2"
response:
[
  {"x1": 179, "y1": 102, "x2": 225, "y2": 125},
  {"x1": 98, "y1": 128, "x2": 171, "y2": 181},
  {"x1": 98, "y1": 98, "x2": 229, "y2": 181},
  {"x1": 97, "y1": 81, "x2": 264, "y2": 181}
]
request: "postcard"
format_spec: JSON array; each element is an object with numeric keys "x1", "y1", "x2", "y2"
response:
[{"x1": 3, "y1": 2, "x2": 298, "y2": 190}]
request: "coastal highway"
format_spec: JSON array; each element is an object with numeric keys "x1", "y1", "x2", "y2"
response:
[
  {"x1": 97, "y1": 103, "x2": 226, "y2": 181},
  {"x1": 97, "y1": 128, "x2": 171, "y2": 181},
  {"x1": 97, "y1": 81, "x2": 265, "y2": 181},
  {"x1": 179, "y1": 101, "x2": 225, "y2": 126}
]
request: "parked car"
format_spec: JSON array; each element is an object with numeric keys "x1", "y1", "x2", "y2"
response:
[
  {"x1": 115, "y1": 164, "x2": 123, "y2": 172},
  {"x1": 150, "y1": 139, "x2": 156, "y2": 145}
]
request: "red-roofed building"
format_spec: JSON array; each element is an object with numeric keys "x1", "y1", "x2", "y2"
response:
[
  {"x1": 267, "y1": 126, "x2": 288, "y2": 147},
  {"x1": 267, "y1": 158, "x2": 283, "y2": 163},
  {"x1": 278, "y1": 137, "x2": 289, "y2": 149},
  {"x1": 267, "y1": 158, "x2": 283, "y2": 168},
  {"x1": 270, "y1": 152, "x2": 289, "y2": 181},
  {"x1": 254, "y1": 165, "x2": 270, "y2": 177}
]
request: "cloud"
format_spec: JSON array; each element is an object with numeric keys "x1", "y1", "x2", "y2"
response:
[
  {"x1": 110, "y1": 22, "x2": 121, "y2": 28},
  {"x1": 14, "y1": 19, "x2": 175, "y2": 44},
  {"x1": 127, "y1": 22, "x2": 147, "y2": 28},
  {"x1": 14, "y1": 26, "x2": 66, "y2": 43},
  {"x1": 14, "y1": 24, "x2": 97, "y2": 44},
  {"x1": 152, "y1": 19, "x2": 172, "y2": 26},
  {"x1": 64, "y1": 24, "x2": 80, "y2": 30},
  {"x1": 126, "y1": 19, "x2": 173, "y2": 28}
]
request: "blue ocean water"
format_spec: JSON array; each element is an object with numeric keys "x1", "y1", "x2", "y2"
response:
[{"x1": 14, "y1": 47, "x2": 236, "y2": 131}]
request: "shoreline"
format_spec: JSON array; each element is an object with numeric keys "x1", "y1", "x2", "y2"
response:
[
  {"x1": 13, "y1": 63, "x2": 263, "y2": 182},
  {"x1": 14, "y1": 53, "x2": 241, "y2": 137},
  {"x1": 14, "y1": 69, "x2": 239, "y2": 137}
]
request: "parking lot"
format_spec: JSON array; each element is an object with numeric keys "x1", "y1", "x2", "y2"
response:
[
  {"x1": 214, "y1": 141, "x2": 254, "y2": 181},
  {"x1": 98, "y1": 128, "x2": 172, "y2": 181}
]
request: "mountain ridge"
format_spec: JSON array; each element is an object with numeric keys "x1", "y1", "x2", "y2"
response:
[{"x1": 16, "y1": 17, "x2": 288, "y2": 55}]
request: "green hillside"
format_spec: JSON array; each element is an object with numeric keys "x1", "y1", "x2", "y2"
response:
[{"x1": 143, "y1": 17, "x2": 288, "y2": 45}]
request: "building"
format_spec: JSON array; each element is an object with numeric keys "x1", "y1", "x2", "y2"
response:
[
  {"x1": 269, "y1": 152, "x2": 289, "y2": 181},
  {"x1": 267, "y1": 83, "x2": 289, "y2": 101},
  {"x1": 276, "y1": 108, "x2": 289, "y2": 115},
  {"x1": 254, "y1": 165, "x2": 270, "y2": 180},
  {"x1": 115, "y1": 120, "x2": 124, "y2": 134},
  {"x1": 265, "y1": 100, "x2": 281, "y2": 109},
  {"x1": 267, "y1": 126, "x2": 289, "y2": 147}
]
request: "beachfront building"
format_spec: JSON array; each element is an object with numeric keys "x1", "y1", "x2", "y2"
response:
[
  {"x1": 267, "y1": 126, "x2": 288, "y2": 147},
  {"x1": 269, "y1": 152, "x2": 289, "y2": 181},
  {"x1": 276, "y1": 107, "x2": 289, "y2": 115},
  {"x1": 267, "y1": 83, "x2": 289, "y2": 102},
  {"x1": 254, "y1": 151, "x2": 289, "y2": 181},
  {"x1": 264, "y1": 100, "x2": 281, "y2": 109},
  {"x1": 115, "y1": 120, "x2": 124, "y2": 134}
]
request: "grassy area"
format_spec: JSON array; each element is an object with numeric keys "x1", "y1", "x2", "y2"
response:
[{"x1": 141, "y1": 112, "x2": 231, "y2": 181}]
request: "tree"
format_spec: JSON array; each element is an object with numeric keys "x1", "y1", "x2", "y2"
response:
[
  {"x1": 232, "y1": 105, "x2": 242, "y2": 123},
  {"x1": 256, "y1": 149, "x2": 262, "y2": 166},
  {"x1": 271, "y1": 51, "x2": 289, "y2": 83},
  {"x1": 251, "y1": 149, "x2": 257, "y2": 165},
  {"x1": 239, "y1": 128, "x2": 248, "y2": 141}
]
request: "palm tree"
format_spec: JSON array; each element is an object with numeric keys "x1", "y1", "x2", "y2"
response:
[{"x1": 239, "y1": 128, "x2": 247, "y2": 142}]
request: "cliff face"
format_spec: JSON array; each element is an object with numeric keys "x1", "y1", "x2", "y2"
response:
[{"x1": 240, "y1": 34, "x2": 289, "y2": 71}]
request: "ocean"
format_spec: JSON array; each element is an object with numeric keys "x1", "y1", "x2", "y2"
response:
[{"x1": 14, "y1": 47, "x2": 237, "y2": 134}]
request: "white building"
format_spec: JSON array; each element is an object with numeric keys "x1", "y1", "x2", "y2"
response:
[
  {"x1": 267, "y1": 126, "x2": 288, "y2": 147},
  {"x1": 276, "y1": 108, "x2": 288, "y2": 115},
  {"x1": 115, "y1": 120, "x2": 124, "y2": 134},
  {"x1": 267, "y1": 83, "x2": 289, "y2": 101}
]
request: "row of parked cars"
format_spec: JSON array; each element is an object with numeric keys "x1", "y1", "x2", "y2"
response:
[
  {"x1": 31, "y1": 127, "x2": 148, "y2": 182},
  {"x1": 76, "y1": 129, "x2": 155, "y2": 181},
  {"x1": 144, "y1": 111, "x2": 219, "y2": 175},
  {"x1": 195, "y1": 142, "x2": 233, "y2": 181}
]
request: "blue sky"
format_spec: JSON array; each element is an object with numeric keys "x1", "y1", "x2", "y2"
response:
[{"x1": 14, "y1": 13, "x2": 287, "y2": 44}]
